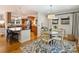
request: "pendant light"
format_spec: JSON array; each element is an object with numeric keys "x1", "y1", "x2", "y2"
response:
[{"x1": 48, "y1": 5, "x2": 55, "y2": 19}]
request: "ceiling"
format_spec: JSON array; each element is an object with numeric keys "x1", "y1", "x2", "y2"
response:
[{"x1": 0, "y1": 5, "x2": 79, "y2": 16}]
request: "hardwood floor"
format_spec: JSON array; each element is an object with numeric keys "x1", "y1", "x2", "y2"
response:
[
  {"x1": 0, "y1": 33, "x2": 78, "y2": 53},
  {"x1": 0, "y1": 32, "x2": 37, "y2": 53},
  {"x1": 0, "y1": 36, "x2": 20, "y2": 53}
]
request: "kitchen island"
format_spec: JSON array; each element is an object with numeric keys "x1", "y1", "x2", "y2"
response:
[{"x1": 8, "y1": 27, "x2": 30, "y2": 43}]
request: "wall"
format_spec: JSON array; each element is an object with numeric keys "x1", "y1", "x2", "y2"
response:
[
  {"x1": 55, "y1": 14, "x2": 73, "y2": 35},
  {"x1": 37, "y1": 13, "x2": 49, "y2": 37},
  {"x1": 37, "y1": 13, "x2": 73, "y2": 36}
]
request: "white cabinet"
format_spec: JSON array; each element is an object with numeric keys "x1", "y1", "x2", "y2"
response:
[{"x1": 10, "y1": 19, "x2": 21, "y2": 26}]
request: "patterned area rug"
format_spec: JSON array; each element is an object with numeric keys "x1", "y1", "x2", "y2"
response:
[{"x1": 20, "y1": 39, "x2": 77, "y2": 53}]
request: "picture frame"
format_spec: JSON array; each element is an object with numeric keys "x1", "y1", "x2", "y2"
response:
[
  {"x1": 52, "y1": 19, "x2": 58, "y2": 24},
  {"x1": 61, "y1": 17, "x2": 70, "y2": 24}
]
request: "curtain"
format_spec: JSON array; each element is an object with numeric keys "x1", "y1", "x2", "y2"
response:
[{"x1": 72, "y1": 13, "x2": 79, "y2": 37}]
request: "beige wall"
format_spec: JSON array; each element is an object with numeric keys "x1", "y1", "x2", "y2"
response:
[{"x1": 55, "y1": 14, "x2": 73, "y2": 35}]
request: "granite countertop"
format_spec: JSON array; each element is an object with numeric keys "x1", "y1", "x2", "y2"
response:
[
  {"x1": 8, "y1": 25, "x2": 21, "y2": 28},
  {"x1": 8, "y1": 27, "x2": 22, "y2": 32}
]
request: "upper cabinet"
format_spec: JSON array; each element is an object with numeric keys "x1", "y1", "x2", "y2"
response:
[
  {"x1": 7, "y1": 12, "x2": 11, "y2": 23},
  {"x1": 7, "y1": 12, "x2": 22, "y2": 28},
  {"x1": 22, "y1": 18, "x2": 26, "y2": 30}
]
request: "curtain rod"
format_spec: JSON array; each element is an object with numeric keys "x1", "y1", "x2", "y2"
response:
[{"x1": 55, "y1": 11, "x2": 79, "y2": 15}]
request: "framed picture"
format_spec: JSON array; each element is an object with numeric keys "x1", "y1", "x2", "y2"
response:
[
  {"x1": 61, "y1": 17, "x2": 70, "y2": 24},
  {"x1": 52, "y1": 19, "x2": 58, "y2": 24}
]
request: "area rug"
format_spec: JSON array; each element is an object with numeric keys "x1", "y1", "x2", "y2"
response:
[{"x1": 20, "y1": 39, "x2": 77, "y2": 53}]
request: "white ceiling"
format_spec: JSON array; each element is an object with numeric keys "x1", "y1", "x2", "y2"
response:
[{"x1": 0, "y1": 5, "x2": 79, "y2": 16}]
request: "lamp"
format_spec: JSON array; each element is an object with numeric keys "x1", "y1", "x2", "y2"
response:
[{"x1": 48, "y1": 5, "x2": 55, "y2": 19}]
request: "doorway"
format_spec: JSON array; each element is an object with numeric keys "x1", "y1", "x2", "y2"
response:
[{"x1": 28, "y1": 16, "x2": 37, "y2": 40}]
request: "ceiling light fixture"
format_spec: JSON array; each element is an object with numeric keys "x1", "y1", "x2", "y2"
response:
[{"x1": 48, "y1": 5, "x2": 55, "y2": 19}]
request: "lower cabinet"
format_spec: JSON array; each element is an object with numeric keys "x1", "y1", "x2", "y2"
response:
[{"x1": 20, "y1": 30, "x2": 30, "y2": 43}]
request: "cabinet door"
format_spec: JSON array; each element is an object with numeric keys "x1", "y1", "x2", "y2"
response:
[
  {"x1": 7, "y1": 12, "x2": 11, "y2": 22},
  {"x1": 22, "y1": 19, "x2": 26, "y2": 30},
  {"x1": 20, "y1": 30, "x2": 30, "y2": 42}
]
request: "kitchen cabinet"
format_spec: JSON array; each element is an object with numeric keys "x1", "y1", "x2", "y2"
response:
[{"x1": 20, "y1": 30, "x2": 30, "y2": 42}]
